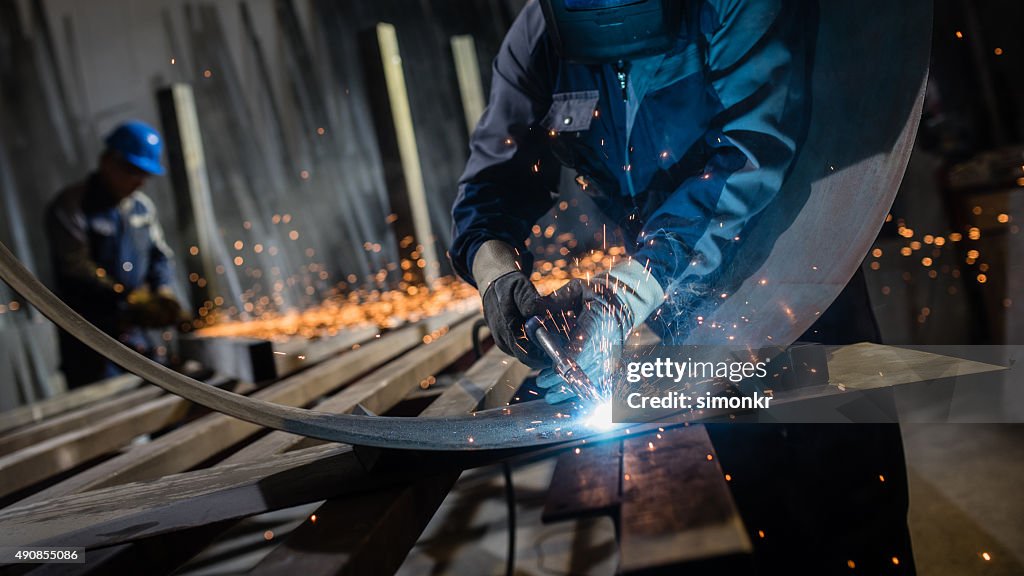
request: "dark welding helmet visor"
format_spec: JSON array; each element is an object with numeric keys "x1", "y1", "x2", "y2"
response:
[{"x1": 539, "y1": 0, "x2": 683, "y2": 63}]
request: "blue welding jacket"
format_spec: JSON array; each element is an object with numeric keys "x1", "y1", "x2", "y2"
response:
[
  {"x1": 451, "y1": 0, "x2": 810, "y2": 341},
  {"x1": 46, "y1": 174, "x2": 176, "y2": 386}
]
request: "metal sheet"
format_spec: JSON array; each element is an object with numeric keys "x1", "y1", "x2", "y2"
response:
[{"x1": 684, "y1": 0, "x2": 931, "y2": 348}]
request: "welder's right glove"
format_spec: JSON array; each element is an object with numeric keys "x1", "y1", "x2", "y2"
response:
[
  {"x1": 473, "y1": 240, "x2": 553, "y2": 369},
  {"x1": 537, "y1": 260, "x2": 665, "y2": 404}
]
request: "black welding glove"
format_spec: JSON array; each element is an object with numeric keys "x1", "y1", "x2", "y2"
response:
[
  {"x1": 154, "y1": 289, "x2": 190, "y2": 327},
  {"x1": 126, "y1": 288, "x2": 185, "y2": 328},
  {"x1": 473, "y1": 240, "x2": 552, "y2": 368}
]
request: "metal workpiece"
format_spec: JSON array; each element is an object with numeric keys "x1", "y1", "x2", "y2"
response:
[
  {"x1": 656, "y1": 0, "x2": 931, "y2": 350},
  {"x1": 1, "y1": 236, "x2": 1008, "y2": 455},
  {"x1": 525, "y1": 316, "x2": 595, "y2": 401},
  {"x1": 0, "y1": 238, "x2": 614, "y2": 451}
]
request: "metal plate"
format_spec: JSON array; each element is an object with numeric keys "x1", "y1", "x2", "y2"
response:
[{"x1": 686, "y1": 0, "x2": 931, "y2": 347}]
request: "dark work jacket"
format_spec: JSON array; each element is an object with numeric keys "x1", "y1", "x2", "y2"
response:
[
  {"x1": 46, "y1": 174, "x2": 175, "y2": 387},
  {"x1": 451, "y1": 0, "x2": 878, "y2": 345},
  {"x1": 462, "y1": 2, "x2": 909, "y2": 572}
]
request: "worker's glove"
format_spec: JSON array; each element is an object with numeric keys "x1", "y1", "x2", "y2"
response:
[
  {"x1": 154, "y1": 288, "x2": 189, "y2": 326},
  {"x1": 473, "y1": 240, "x2": 552, "y2": 368},
  {"x1": 126, "y1": 287, "x2": 185, "y2": 327},
  {"x1": 537, "y1": 260, "x2": 665, "y2": 404}
]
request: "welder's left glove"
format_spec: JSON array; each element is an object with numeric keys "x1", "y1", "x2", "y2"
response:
[
  {"x1": 536, "y1": 260, "x2": 664, "y2": 404},
  {"x1": 154, "y1": 287, "x2": 188, "y2": 325}
]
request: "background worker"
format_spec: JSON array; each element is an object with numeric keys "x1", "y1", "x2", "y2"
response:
[
  {"x1": 46, "y1": 120, "x2": 185, "y2": 389},
  {"x1": 451, "y1": 1, "x2": 913, "y2": 573}
]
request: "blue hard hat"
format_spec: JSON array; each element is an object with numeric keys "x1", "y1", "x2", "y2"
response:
[{"x1": 104, "y1": 121, "x2": 166, "y2": 176}]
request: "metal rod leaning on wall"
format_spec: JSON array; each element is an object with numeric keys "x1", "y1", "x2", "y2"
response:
[
  {"x1": 196, "y1": 4, "x2": 304, "y2": 312},
  {"x1": 360, "y1": 22, "x2": 442, "y2": 287},
  {"x1": 239, "y1": 1, "x2": 298, "y2": 176},
  {"x1": 273, "y1": 0, "x2": 368, "y2": 284},
  {"x1": 158, "y1": 83, "x2": 236, "y2": 315},
  {"x1": 0, "y1": 120, "x2": 54, "y2": 402},
  {"x1": 451, "y1": 34, "x2": 486, "y2": 137},
  {"x1": 29, "y1": 0, "x2": 83, "y2": 168}
]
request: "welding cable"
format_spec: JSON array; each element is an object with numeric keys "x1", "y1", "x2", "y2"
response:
[
  {"x1": 503, "y1": 461, "x2": 517, "y2": 576},
  {"x1": 476, "y1": 307, "x2": 516, "y2": 575},
  {"x1": 473, "y1": 304, "x2": 516, "y2": 575}
]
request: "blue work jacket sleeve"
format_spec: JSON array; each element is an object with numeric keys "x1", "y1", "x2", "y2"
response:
[
  {"x1": 146, "y1": 223, "x2": 175, "y2": 291},
  {"x1": 634, "y1": 0, "x2": 807, "y2": 306},
  {"x1": 45, "y1": 200, "x2": 125, "y2": 309},
  {"x1": 449, "y1": 2, "x2": 561, "y2": 287},
  {"x1": 138, "y1": 196, "x2": 176, "y2": 291}
]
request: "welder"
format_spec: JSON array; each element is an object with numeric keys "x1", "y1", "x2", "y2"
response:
[
  {"x1": 47, "y1": 121, "x2": 185, "y2": 389},
  {"x1": 450, "y1": 1, "x2": 914, "y2": 572}
]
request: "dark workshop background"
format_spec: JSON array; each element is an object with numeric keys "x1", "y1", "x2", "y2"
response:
[{"x1": 0, "y1": 0, "x2": 1022, "y2": 407}]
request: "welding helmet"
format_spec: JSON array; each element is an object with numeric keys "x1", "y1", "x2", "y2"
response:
[
  {"x1": 539, "y1": 0, "x2": 683, "y2": 64},
  {"x1": 104, "y1": 121, "x2": 166, "y2": 176}
]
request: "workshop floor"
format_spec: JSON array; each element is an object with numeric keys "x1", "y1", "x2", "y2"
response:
[
  {"x1": 398, "y1": 459, "x2": 618, "y2": 576},
  {"x1": 398, "y1": 424, "x2": 1024, "y2": 576},
  {"x1": 175, "y1": 425, "x2": 1024, "y2": 574},
  {"x1": 902, "y1": 424, "x2": 1024, "y2": 576}
]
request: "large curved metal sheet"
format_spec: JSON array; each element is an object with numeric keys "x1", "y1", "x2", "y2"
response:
[
  {"x1": 0, "y1": 0, "x2": 930, "y2": 452},
  {"x1": 683, "y1": 0, "x2": 931, "y2": 348}
]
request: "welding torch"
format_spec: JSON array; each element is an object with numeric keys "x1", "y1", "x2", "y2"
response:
[{"x1": 525, "y1": 316, "x2": 594, "y2": 401}]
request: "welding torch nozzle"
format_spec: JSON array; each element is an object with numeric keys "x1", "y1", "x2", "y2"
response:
[{"x1": 525, "y1": 316, "x2": 593, "y2": 399}]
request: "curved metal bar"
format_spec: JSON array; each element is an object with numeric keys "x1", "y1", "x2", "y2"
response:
[{"x1": 0, "y1": 239, "x2": 599, "y2": 451}]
